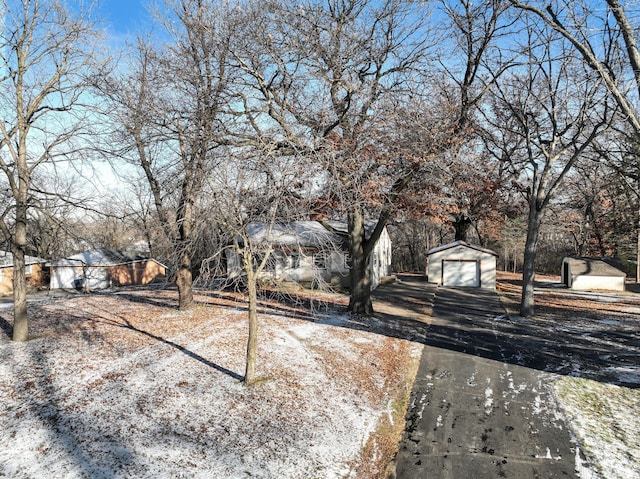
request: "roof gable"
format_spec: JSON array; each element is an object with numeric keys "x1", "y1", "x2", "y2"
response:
[{"x1": 427, "y1": 240, "x2": 498, "y2": 257}]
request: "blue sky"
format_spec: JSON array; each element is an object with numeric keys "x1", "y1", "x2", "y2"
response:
[{"x1": 98, "y1": 0, "x2": 151, "y2": 35}]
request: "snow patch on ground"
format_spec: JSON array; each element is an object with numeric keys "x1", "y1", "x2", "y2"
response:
[
  {"x1": 484, "y1": 378, "x2": 493, "y2": 415},
  {"x1": 0, "y1": 292, "x2": 418, "y2": 479},
  {"x1": 554, "y1": 377, "x2": 639, "y2": 479}
]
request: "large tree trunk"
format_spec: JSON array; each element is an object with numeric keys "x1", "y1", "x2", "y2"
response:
[
  {"x1": 12, "y1": 240, "x2": 28, "y2": 342},
  {"x1": 176, "y1": 254, "x2": 193, "y2": 310},
  {"x1": 453, "y1": 214, "x2": 472, "y2": 242},
  {"x1": 176, "y1": 186, "x2": 195, "y2": 310},
  {"x1": 348, "y1": 209, "x2": 374, "y2": 315},
  {"x1": 520, "y1": 206, "x2": 543, "y2": 318},
  {"x1": 637, "y1": 213, "x2": 640, "y2": 283},
  {"x1": 12, "y1": 151, "x2": 29, "y2": 341}
]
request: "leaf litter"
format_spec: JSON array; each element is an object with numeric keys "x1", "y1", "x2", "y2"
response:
[{"x1": 0, "y1": 288, "x2": 420, "y2": 479}]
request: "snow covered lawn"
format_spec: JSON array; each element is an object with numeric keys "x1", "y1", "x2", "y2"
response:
[
  {"x1": 555, "y1": 377, "x2": 640, "y2": 479},
  {"x1": 0, "y1": 288, "x2": 421, "y2": 478}
]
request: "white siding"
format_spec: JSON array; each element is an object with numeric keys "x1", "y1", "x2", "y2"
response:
[
  {"x1": 427, "y1": 243, "x2": 497, "y2": 289},
  {"x1": 50, "y1": 266, "x2": 82, "y2": 289},
  {"x1": 50, "y1": 266, "x2": 110, "y2": 290},
  {"x1": 571, "y1": 275, "x2": 625, "y2": 292}
]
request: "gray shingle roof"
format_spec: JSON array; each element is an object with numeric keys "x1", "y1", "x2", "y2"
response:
[
  {"x1": 0, "y1": 251, "x2": 47, "y2": 268},
  {"x1": 564, "y1": 257, "x2": 627, "y2": 277},
  {"x1": 50, "y1": 248, "x2": 149, "y2": 267}
]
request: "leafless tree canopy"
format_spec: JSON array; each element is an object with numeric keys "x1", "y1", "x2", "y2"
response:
[
  {"x1": 0, "y1": 0, "x2": 103, "y2": 340},
  {"x1": 6, "y1": 0, "x2": 640, "y2": 341}
]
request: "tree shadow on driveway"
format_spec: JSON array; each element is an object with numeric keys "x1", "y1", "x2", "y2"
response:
[{"x1": 357, "y1": 276, "x2": 639, "y2": 388}]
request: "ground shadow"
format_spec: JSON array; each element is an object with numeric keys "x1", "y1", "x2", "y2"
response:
[
  {"x1": 82, "y1": 302, "x2": 244, "y2": 382},
  {"x1": 0, "y1": 315, "x2": 11, "y2": 338},
  {"x1": 307, "y1": 277, "x2": 639, "y2": 389}
]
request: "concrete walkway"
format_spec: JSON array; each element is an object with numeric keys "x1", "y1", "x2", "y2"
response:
[{"x1": 377, "y1": 280, "x2": 579, "y2": 479}]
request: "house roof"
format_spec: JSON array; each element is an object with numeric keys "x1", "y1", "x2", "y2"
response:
[
  {"x1": 427, "y1": 240, "x2": 498, "y2": 257},
  {"x1": 563, "y1": 257, "x2": 627, "y2": 277},
  {"x1": 243, "y1": 221, "x2": 385, "y2": 250},
  {"x1": 0, "y1": 251, "x2": 47, "y2": 268},
  {"x1": 50, "y1": 248, "x2": 164, "y2": 268},
  {"x1": 245, "y1": 221, "x2": 347, "y2": 249}
]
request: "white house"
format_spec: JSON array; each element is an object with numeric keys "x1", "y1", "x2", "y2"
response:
[
  {"x1": 226, "y1": 221, "x2": 392, "y2": 290},
  {"x1": 561, "y1": 257, "x2": 626, "y2": 292},
  {"x1": 426, "y1": 240, "x2": 498, "y2": 289}
]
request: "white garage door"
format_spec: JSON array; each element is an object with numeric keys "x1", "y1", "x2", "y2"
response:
[{"x1": 442, "y1": 260, "x2": 479, "y2": 287}]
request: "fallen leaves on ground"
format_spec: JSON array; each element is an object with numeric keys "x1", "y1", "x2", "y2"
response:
[{"x1": 0, "y1": 287, "x2": 420, "y2": 479}]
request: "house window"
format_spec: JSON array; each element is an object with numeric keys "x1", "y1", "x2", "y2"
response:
[
  {"x1": 289, "y1": 254, "x2": 301, "y2": 269},
  {"x1": 314, "y1": 253, "x2": 328, "y2": 269},
  {"x1": 25, "y1": 264, "x2": 33, "y2": 275},
  {"x1": 253, "y1": 253, "x2": 276, "y2": 272}
]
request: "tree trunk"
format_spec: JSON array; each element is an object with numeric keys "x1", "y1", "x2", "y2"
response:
[
  {"x1": 453, "y1": 214, "x2": 472, "y2": 242},
  {"x1": 176, "y1": 250, "x2": 193, "y2": 310},
  {"x1": 12, "y1": 242, "x2": 28, "y2": 342},
  {"x1": 348, "y1": 209, "x2": 374, "y2": 315},
  {"x1": 520, "y1": 207, "x2": 543, "y2": 318},
  {"x1": 637, "y1": 215, "x2": 640, "y2": 283},
  {"x1": 176, "y1": 187, "x2": 195, "y2": 309},
  {"x1": 244, "y1": 268, "x2": 258, "y2": 385},
  {"x1": 12, "y1": 153, "x2": 29, "y2": 341}
]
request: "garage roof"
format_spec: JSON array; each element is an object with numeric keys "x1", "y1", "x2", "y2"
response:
[
  {"x1": 0, "y1": 251, "x2": 47, "y2": 267},
  {"x1": 49, "y1": 248, "x2": 164, "y2": 268},
  {"x1": 427, "y1": 240, "x2": 498, "y2": 257},
  {"x1": 564, "y1": 257, "x2": 626, "y2": 277}
]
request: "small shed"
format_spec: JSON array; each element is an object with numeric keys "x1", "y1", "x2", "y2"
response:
[
  {"x1": 426, "y1": 241, "x2": 498, "y2": 289},
  {"x1": 561, "y1": 257, "x2": 626, "y2": 291},
  {"x1": 49, "y1": 248, "x2": 167, "y2": 290}
]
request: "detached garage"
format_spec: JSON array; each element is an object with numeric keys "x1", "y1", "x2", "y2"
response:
[
  {"x1": 426, "y1": 241, "x2": 498, "y2": 289},
  {"x1": 561, "y1": 257, "x2": 626, "y2": 291},
  {"x1": 49, "y1": 248, "x2": 167, "y2": 291}
]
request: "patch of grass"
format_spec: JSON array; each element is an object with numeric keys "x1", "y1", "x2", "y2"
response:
[{"x1": 554, "y1": 377, "x2": 640, "y2": 479}]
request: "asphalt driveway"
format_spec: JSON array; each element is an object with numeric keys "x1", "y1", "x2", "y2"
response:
[{"x1": 370, "y1": 277, "x2": 614, "y2": 479}]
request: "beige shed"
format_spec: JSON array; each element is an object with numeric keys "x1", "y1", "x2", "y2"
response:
[
  {"x1": 426, "y1": 241, "x2": 498, "y2": 289},
  {"x1": 561, "y1": 257, "x2": 626, "y2": 291}
]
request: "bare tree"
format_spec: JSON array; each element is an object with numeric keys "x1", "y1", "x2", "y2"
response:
[
  {"x1": 0, "y1": 0, "x2": 102, "y2": 340},
  {"x1": 510, "y1": 0, "x2": 640, "y2": 135},
  {"x1": 97, "y1": 0, "x2": 233, "y2": 310},
  {"x1": 484, "y1": 24, "x2": 613, "y2": 316},
  {"x1": 228, "y1": 0, "x2": 511, "y2": 314},
  {"x1": 203, "y1": 147, "x2": 317, "y2": 385},
  {"x1": 509, "y1": 0, "x2": 640, "y2": 282}
]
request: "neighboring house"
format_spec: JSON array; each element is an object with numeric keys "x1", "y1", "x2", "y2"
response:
[
  {"x1": 0, "y1": 251, "x2": 48, "y2": 293},
  {"x1": 226, "y1": 221, "x2": 393, "y2": 290},
  {"x1": 49, "y1": 248, "x2": 167, "y2": 290},
  {"x1": 426, "y1": 240, "x2": 498, "y2": 289},
  {"x1": 561, "y1": 257, "x2": 627, "y2": 292}
]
